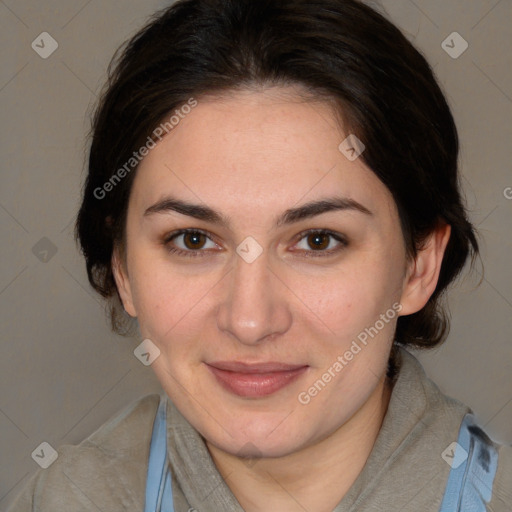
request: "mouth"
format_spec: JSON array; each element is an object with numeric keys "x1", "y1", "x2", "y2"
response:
[{"x1": 205, "y1": 361, "x2": 309, "y2": 398}]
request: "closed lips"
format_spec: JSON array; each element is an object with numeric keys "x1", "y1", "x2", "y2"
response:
[{"x1": 206, "y1": 361, "x2": 308, "y2": 373}]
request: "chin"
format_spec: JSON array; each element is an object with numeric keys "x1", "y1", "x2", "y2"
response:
[{"x1": 206, "y1": 415, "x2": 311, "y2": 459}]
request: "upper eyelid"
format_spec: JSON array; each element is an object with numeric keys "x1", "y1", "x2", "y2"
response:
[
  {"x1": 292, "y1": 228, "x2": 346, "y2": 242},
  {"x1": 165, "y1": 228, "x2": 217, "y2": 243}
]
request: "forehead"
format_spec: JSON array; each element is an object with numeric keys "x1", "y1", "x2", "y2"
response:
[{"x1": 130, "y1": 87, "x2": 396, "y2": 222}]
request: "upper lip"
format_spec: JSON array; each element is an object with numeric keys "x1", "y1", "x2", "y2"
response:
[{"x1": 206, "y1": 361, "x2": 308, "y2": 373}]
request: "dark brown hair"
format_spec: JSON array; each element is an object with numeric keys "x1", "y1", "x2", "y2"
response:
[{"x1": 76, "y1": 0, "x2": 479, "y2": 355}]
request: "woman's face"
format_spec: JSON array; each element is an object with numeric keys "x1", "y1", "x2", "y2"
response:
[{"x1": 115, "y1": 87, "x2": 415, "y2": 458}]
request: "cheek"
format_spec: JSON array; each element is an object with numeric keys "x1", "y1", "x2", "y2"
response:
[
  {"x1": 128, "y1": 259, "x2": 238, "y2": 380},
  {"x1": 127, "y1": 251, "x2": 212, "y2": 341},
  {"x1": 299, "y1": 278, "x2": 362, "y2": 337},
  {"x1": 301, "y1": 259, "x2": 400, "y2": 335},
  {"x1": 138, "y1": 290, "x2": 206, "y2": 344},
  {"x1": 300, "y1": 259, "x2": 403, "y2": 383}
]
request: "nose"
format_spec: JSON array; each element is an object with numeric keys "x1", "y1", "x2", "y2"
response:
[{"x1": 216, "y1": 249, "x2": 292, "y2": 346}]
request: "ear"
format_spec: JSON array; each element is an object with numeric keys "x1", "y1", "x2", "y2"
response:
[
  {"x1": 111, "y1": 246, "x2": 137, "y2": 317},
  {"x1": 399, "y1": 223, "x2": 451, "y2": 316}
]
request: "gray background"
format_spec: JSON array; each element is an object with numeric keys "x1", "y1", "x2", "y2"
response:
[{"x1": 0, "y1": 0, "x2": 511, "y2": 508}]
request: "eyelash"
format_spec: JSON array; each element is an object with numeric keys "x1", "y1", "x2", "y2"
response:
[{"x1": 163, "y1": 228, "x2": 348, "y2": 259}]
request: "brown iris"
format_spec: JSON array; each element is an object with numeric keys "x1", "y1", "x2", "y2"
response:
[
  {"x1": 307, "y1": 232, "x2": 330, "y2": 250},
  {"x1": 183, "y1": 232, "x2": 207, "y2": 250}
]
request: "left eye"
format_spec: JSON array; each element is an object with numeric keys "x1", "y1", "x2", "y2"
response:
[
  {"x1": 164, "y1": 229, "x2": 219, "y2": 256},
  {"x1": 293, "y1": 230, "x2": 347, "y2": 254}
]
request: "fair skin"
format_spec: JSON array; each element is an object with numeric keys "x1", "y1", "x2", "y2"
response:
[{"x1": 113, "y1": 86, "x2": 450, "y2": 512}]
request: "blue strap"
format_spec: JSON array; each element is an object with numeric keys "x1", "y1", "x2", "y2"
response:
[
  {"x1": 144, "y1": 396, "x2": 175, "y2": 512},
  {"x1": 439, "y1": 414, "x2": 499, "y2": 511}
]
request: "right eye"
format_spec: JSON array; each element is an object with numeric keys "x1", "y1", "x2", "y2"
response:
[{"x1": 164, "y1": 229, "x2": 221, "y2": 257}]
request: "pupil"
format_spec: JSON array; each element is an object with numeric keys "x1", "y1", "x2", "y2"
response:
[{"x1": 308, "y1": 233, "x2": 328, "y2": 250}]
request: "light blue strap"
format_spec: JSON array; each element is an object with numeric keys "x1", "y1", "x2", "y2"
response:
[
  {"x1": 144, "y1": 396, "x2": 175, "y2": 512},
  {"x1": 439, "y1": 414, "x2": 499, "y2": 511}
]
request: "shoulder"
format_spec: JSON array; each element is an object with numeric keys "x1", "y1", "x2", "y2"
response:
[
  {"x1": 385, "y1": 350, "x2": 511, "y2": 509},
  {"x1": 394, "y1": 348, "x2": 471, "y2": 429},
  {"x1": 7, "y1": 393, "x2": 162, "y2": 512},
  {"x1": 439, "y1": 414, "x2": 511, "y2": 511},
  {"x1": 488, "y1": 442, "x2": 512, "y2": 511}
]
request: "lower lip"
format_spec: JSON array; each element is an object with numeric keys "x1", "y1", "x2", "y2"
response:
[{"x1": 206, "y1": 365, "x2": 308, "y2": 398}]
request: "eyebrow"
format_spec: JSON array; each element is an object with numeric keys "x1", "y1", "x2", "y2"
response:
[{"x1": 143, "y1": 196, "x2": 372, "y2": 227}]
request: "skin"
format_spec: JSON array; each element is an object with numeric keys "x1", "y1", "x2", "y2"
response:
[{"x1": 113, "y1": 86, "x2": 451, "y2": 512}]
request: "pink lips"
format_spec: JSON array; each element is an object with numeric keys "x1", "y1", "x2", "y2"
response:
[{"x1": 206, "y1": 361, "x2": 308, "y2": 398}]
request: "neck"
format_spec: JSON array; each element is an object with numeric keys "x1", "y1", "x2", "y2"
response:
[{"x1": 206, "y1": 375, "x2": 393, "y2": 512}]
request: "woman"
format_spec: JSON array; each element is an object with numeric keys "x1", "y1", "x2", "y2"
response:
[{"x1": 9, "y1": 0, "x2": 511, "y2": 510}]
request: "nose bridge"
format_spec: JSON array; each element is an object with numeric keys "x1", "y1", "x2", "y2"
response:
[{"x1": 216, "y1": 249, "x2": 291, "y2": 345}]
